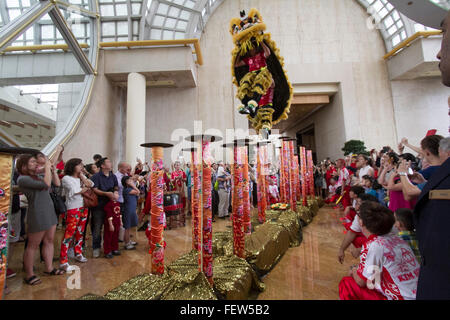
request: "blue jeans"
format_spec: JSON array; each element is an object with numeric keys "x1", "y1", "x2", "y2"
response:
[{"x1": 91, "y1": 208, "x2": 105, "y2": 249}]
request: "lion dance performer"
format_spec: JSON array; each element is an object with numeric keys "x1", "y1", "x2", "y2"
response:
[{"x1": 230, "y1": 9, "x2": 293, "y2": 138}]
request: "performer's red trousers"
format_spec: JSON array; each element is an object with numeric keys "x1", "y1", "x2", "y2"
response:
[
  {"x1": 325, "y1": 194, "x2": 339, "y2": 204},
  {"x1": 351, "y1": 230, "x2": 367, "y2": 248},
  {"x1": 103, "y1": 221, "x2": 120, "y2": 254},
  {"x1": 341, "y1": 186, "x2": 351, "y2": 209},
  {"x1": 339, "y1": 276, "x2": 387, "y2": 300}
]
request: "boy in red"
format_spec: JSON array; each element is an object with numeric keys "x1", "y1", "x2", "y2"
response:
[
  {"x1": 325, "y1": 178, "x2": 338, "y2": 204},
  {"x1": 339, "y1": 201, "x2": 419, "y2": 300},
  {"x1": 338, "y1": 194, "x2": 380, "y2": 263},
  {"x1": 341, "y1": 186, "x2": 365, "y2": 229},
  {"x1": 103, "y1": 192, "x2": 122, "y2": 258}
]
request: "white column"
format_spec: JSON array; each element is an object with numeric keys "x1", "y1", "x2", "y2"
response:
[{"x1": 126, "y1": 72, "x2": 146, "y2": 166}]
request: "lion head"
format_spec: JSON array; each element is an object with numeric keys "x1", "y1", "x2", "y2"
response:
[{"x1": 229, "y1": 8, "x2": 266, "y2": 55}]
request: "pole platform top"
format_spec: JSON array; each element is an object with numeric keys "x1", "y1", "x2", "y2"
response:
[
  {"x1": 221, "y1": 139, "x2": 251, "y2": 148},
  {"x1": 140, "y1": 143, "x2": 174, "y2": 148},
  {"x1": 185, "y1": 135, "x2": 223, "y2": 142},
  {"x1": 0, "y1": 147, "x2": 40, "y2": 155},
  {"x1": 279, "y1": 137, "x2": 296, "y2": 141},
  {"x1": 255, "y1": 140, "x2": 271, "y2": 146}
]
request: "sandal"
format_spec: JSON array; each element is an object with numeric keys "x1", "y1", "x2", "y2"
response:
[
  {"x1": 24, "y1": 275, "x2": 42, "y2": 286},
  {"x1": 44, "y1": 268, "x2": 66, "y2": 276}
]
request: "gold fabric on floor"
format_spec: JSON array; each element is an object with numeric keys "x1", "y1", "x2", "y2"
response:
[{"x1": 5, "y1": 205, "x2": 357, "y2": 300}]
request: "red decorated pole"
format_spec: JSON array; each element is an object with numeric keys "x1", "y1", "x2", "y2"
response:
[
  {"x1": 257, "y1": 143, "x2": 267, "y2": 223},
  {"x1": 300, "y1": 146, "x2": 308, "y2": 206},
  {"x1": 232, "y1": 146, "x2": 245, "y2": 258},
  {"x1": 185, "y1": 148, "x2": 201, "y2": 256},
  {"x1": 307, "y1": 150, "x2": 315, "y2": 198},
  {"x1": 264, "y1": 145, "x2": 270, "y2": 208},
  {"x1": 294, "y1": 155, "x2": 301, "y2": 202},
  {"x1": 242, "y1": 146, "x2": 251, "y2": 235},
  {"x1": 141, "y1": 143, "x2": 173, "y2": 275},
  {"x1": 288, "y1": 140, "x2": 297, "y2": 212},
  {"x1": 201, "y1": 140, "x2": 214, "y2": 285},
  {"x1": 186, "y1": 135, "x2": 222, "y2": 285},
  {"x1": 280, "y1": 139, "x2": 291, "y2": 204},
  {"x1": 279, "y1": 145, "x2": 285, "y2": 203}
]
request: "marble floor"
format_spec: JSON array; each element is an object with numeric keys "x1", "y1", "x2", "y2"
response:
[{"x1": 4, "y1": 205, "x2": 357, "y2": 300}]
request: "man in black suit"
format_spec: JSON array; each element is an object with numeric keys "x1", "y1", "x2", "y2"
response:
[{"x1": 412, "y1": 11, "x2": 450, "y2": 299}]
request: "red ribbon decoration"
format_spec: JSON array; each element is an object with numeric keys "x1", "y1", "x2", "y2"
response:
[
  {"x1": 242, "y1": 146, "x2": 251, "y2": 235},
  {"x1": 201, "y1": 140, "x2": 214, "y2": 285},
  {"x1": 257, "y1": 144, "x2": 267, "y2": 224},
  {"x1": 232, "y1": 146, "x2": 245, "y2": 259},
  {"x1": 300, "y1": 146, "x2": 308, "y2": 206},
  {"x1": 288, "y1": 140, "x2": 297, "y2": 212},
  {"x1": 189, "y1": 149, "x2": 201, "y2": 257},
  {"x1": 149, "y1": 147, "x2": 165, "y2": 275}
]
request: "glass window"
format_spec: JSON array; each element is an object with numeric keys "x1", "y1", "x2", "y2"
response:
[
  {"x1": 117, "y1": 21, "x2": 128, "y2": 35},
  {"x1": 383, "y1": 16, "x2": 394, "y2": 28},
  {"x1": 176, "y1": 20, "x2": 187, "y2": 30},
  {"x1": 378, "y1": 8, "x2": 388, "y2": 18},
  {"x1": 115, "y1": 4, "x2": 128, "y2": 15},
  {"x1": 56, "y1": 28, "x2": 63, "y2": 39},
  {"x1": 387, "y1": 24, "x2": 397, "y2": 35},
  {"x1": 102, "y1": 22, "x2": 116, "y2": 36},
  {"x1": 163, "y1": 30, "x2": 174, "y2": 39},
  {"x1": 132, "y1": 3, "x2": 142, "y2": 15},
  {"x1": 372, "y1": 1, "x2": 383, "y2": 12},
  {"x1": 6, "y1": 0, "x2": 20, "y2": 7},
  {"x1": 42, "y1": 25, "x2": 54, "y2": 39},
  {"x1": 165, "y1": 18, "x2": 177, "y2": 29},
  {"x1": 392, "y1": 11, "x2": 400, "y2": 21},
  {"x1": 392, "y1": 34, "x2": 401, "y2": 46},
  {"x1": 185, "y1": 0, "x2": 195, "y2": 9},
  {"x1": 157, "y1": 3, "x2": 169, "y2": 15},
  {"x1": 153, "y1": 15, "x2": 165, "y2": 27},
  {"x1": 174, "y1": 31, "x2": 185, "y2": 39},
  {"x1": 179, "y1": 10, "x2": 190, "y2": 20},
  {"x1": 25, "y1": 27, "x2": 34, "y2": 40},
  {"x1": 150, "y1": 29, "x2": 161, "y2": 39},
  {"x1": 168, "y1": 6, "x2": 180, "y2": 18},
  {"x1": 100, "y1": 4, "x2": 115, "y2": 16},
  {"x1": 72, "y1": 24, "x2": 85, "y2": 38},
  {"x1": 9, "y1": 9, "x2": 22, "y2": 20},
  {"x1": 133, "y1": 21, "x2": 139, "y2": 34}
]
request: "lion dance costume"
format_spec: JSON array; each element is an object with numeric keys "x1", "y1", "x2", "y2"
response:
[{"x1": 230, "y1": 9, "x2": 293, "y2": 137}]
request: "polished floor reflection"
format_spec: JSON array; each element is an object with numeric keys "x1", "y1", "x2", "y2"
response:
[
  {"x1": 257, "y1": 206, "x2": 357, "y2": 300},
  {"x1": 5, "y1": 206, "x2": 356, "y2": 300}
]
